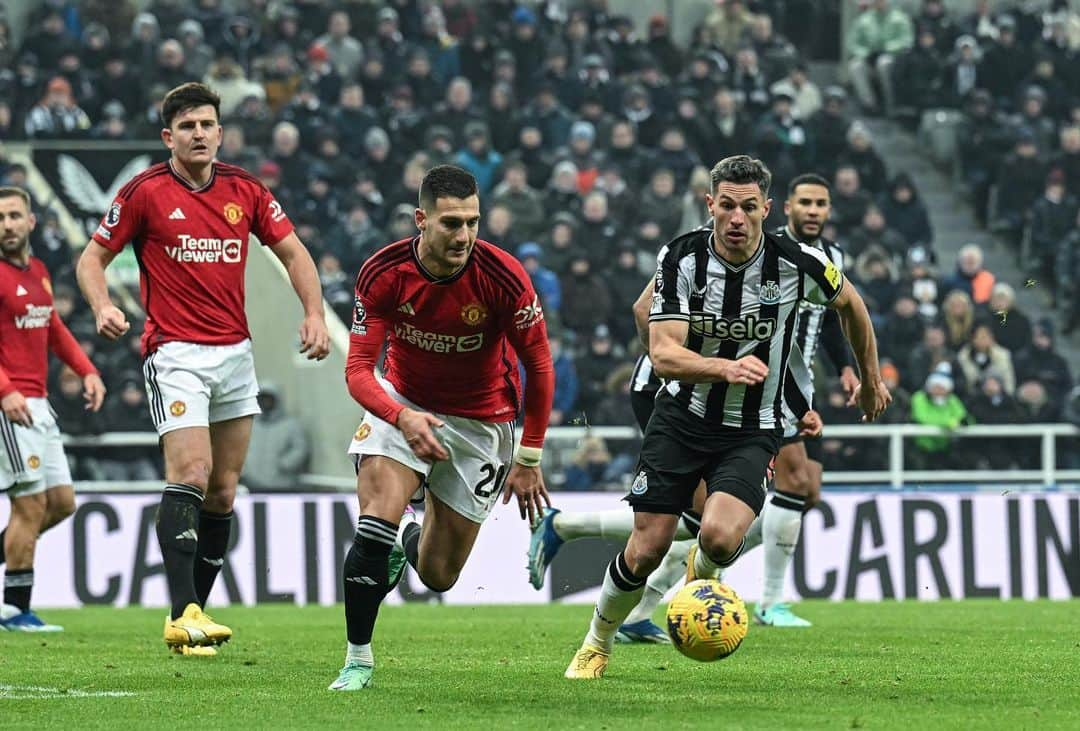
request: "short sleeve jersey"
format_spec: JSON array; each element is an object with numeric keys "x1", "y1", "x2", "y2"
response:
[
  {"x1": 91, "y1": 161, "x2": 294, "y2": 357},
  {"x1": 351, "y1": 238, "x2": 546, "y2": 422}
]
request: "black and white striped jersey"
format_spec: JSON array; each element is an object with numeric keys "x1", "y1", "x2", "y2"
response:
[
  {"x1": 649, "y1": 228, "x2": 844, "y2": 430},
  {"x1": 781, "y1": 341, "x2": 814, "y2": 438},
  {"x1": 774, "y1": 226, "x2": 846, "y2": 370},
  {"x1": 630, "y1": 353, "x2": 662, "y2": 394}
]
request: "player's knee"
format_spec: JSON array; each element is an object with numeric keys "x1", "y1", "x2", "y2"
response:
[
  {"x1": 698, "y1": 520, "x2": 743, "y2": 561},
  {"x1": 625, "y1": 543, "x2": 665, "y2": 577},
  {"x1": 47, "y1": 490, "x2": 76, "y2": 521},
  {"x1": 13, "y1": 492, "x2": 48, "y2": 525},
  {"x1": 417, "y1": 568, "x2": 458, "y2": 593},
  {"x1": 173, "y1": 458, "x2": 212, "y2": 491},
  {"x1": 782, "y1": 466, "x2": 814, "y2": 497}
]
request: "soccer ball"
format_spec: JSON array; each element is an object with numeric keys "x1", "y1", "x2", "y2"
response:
[{"x1": 666, "y1": 580, "x2": 749, "y2": 661}]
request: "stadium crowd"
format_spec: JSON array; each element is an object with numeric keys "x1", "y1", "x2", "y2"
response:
[{"x1": 0, "y1": 0, "x2": 1076, "y2": 485}]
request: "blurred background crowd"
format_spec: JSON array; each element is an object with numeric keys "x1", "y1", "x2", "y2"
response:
[{"x1": 0, "y1": 0, "x2": 1077, "y2": 488}]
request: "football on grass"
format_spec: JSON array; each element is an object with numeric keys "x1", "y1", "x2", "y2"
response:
[{"x1": 666, "y1": 580, "x2": 749, "y2": 661}]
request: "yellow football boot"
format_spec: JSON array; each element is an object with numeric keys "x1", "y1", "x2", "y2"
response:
[
  {"x1": 170, "y1": 644, "x2": 218, "y2": 657},
  {"x1": 685, "y1": 543, "x2": 699, "y2": 583},
  {"x1": 163, "y1": 603, "x2": 232, "y2": 648},
  {"x1": 564, "y1": 644, "x2": 610, "y2": 679}
]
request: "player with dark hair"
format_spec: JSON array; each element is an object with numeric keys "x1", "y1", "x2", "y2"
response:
[
  {"x1": 332, "y1": 164, "x2": 554, "y2": 691},
  {"x1": 565, "y1": 155, "x2": 890, "y2": 678},
  {"x1": 76, "y1": 82, "x2": 330, "y2": 656},
  {"x1": 0, "y1": 186, "x2": 105, "y2": 631}
]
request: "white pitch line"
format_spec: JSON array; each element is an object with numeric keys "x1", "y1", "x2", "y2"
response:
[{"x1": 0, "y1": 684, "x2": 134, "y2": 699}]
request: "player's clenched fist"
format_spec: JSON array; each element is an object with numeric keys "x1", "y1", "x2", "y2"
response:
[
  {"x1": 855, "y1": 379, "x2": 892, "y2": 422},
  {"x1": 722, "y1": 355, "x2": 769, "y2": 385},
  {"x1": 396, "y1": 407, "x2": 449, "y2": 462},
  {"x1": 94, "y1": 304, "x2": 130, "y2": 340}
]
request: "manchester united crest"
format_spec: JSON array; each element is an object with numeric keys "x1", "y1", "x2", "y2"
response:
[
  {"x1": 27, "y1": 455, "x2": 41, "y2": 470},
  {"x1": 170, "y1": 400, "x2": 187, "y2": 417},
  {"x1": 224, "y1": 202, "x2": 244, "y2": 225},
  {"x1": 461, "y1": 302, "x2": 488, "y2": 326},
  {"x1": 354, "y1": 423, "x2": 372, "y2": 441}
]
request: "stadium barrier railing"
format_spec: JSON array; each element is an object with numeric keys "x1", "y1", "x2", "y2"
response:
[{"x1": 64, "y1": 423, "x2": 1080, "y2": 492}]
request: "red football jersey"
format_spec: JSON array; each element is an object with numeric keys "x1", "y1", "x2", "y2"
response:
[
  {"x1": 345, "y1": 238, "x2": 554, "y2": 448},
  {"x1": 0, "y1": 257, "x2": 97, "y2": 398},
  {"x1": 91, "y1": 160, "x2": 294, "y2": 356}
]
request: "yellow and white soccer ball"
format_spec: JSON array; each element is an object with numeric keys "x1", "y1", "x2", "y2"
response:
[{"x1": 666, "y1": 580, "x2": 749, "y2": 661}]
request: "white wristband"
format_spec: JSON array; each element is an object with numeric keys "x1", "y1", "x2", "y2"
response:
[{"x1": 515, "y1": 446, "x2": 543, "y2": 467}]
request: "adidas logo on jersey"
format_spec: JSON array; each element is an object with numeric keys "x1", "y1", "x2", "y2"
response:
[
  {"x1": 397, "y1": 302, "x2": 416, "y2": 315},
  {"x1": 168, "y1": 208, "x2": 186, "y2": 220},
  {"x1": 15, "y1": 285, "x2": 28, "y2": 296}
]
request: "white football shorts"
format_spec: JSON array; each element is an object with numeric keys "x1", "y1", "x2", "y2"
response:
[
  {"x1": 142, "y1": 339, "x2": 261, "y2": 436},
  {"x1": 0, "y1": 398, "x2": 73, "y2": 498},
  {"x1": 347, "y1": 379, "x2": 515, "y2": 524}
]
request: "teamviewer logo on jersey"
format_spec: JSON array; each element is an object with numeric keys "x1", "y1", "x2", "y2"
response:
[{"x1": 166, "y1": 235, "x2": 242, "y2": 263}]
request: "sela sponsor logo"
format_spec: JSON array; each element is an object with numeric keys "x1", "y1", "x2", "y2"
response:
[
  {"x1": 689, "y1": 312, "x2": 777, "y2": 341},
  {"x1": 165, "y1": 235, "x2": 242, "y2": 263},
  {"x1": 14, "y1": 304, "x2": 52, "y2": 329},
  {"x1": 394, "y1": 322, "x2": 483, "y2": 353},
  {"x1": 513, "y1": 295, "x2": 544, "y2": 330}
]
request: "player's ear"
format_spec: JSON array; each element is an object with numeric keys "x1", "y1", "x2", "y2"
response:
[
  {"x1": 160, "y1": 127, "x2": 173, "y2": 149},
  {"x1": 414, "y1": 207, "x2": 426, "y2": 231},
  {"x1": 763, "y1": 197, "x2": 772, "y2": 218},
  {"x1": 783, "y1": 198, "x2": 791, "y2": 217}
]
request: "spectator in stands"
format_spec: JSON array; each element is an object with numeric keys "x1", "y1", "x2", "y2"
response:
[
  {"x1": 481, "y1": 203, "x2": 515, "y2": 252},
  {"x1": 1022, "y1": 60, "x2": 1070, "y2": 121},
  {"x1": 839, "y1": 121, "x2": 888, "y2": 194},
  {"x1": 879, "y1": 293, "x2": 924, "y2": 361},
  {"x1": 943, "y1": 35, "x2": 983, "y2": 107},
  {"x1": 593, "y1": 162, "x2": 635, "y2": 226},
  {"x1": 845, "y1": 0, "x2": 914, "y2": 117},
  {"x1": 562, "y1": 436, "x2": 618, "y2": 491},
  {"x1": 905, "y1": 247, "x2": 940, "y2": 322},
  {"x1": 491, "y1": 161, "x2": 545, "y2": 240},
  {"x1": 958, "y1": 323, "x2": 1016, "y2": 396},
  {"x1": 1051, "y1": 126, "x2": 1080, "y2": 197},
  {"x1": 847, "y1": 204, "x2": 908, "y2": 261},
  {"x1": 517, "y1": 242, "x2": 561, "y2": 316},
  {"x1": 979, "y1": 16, "x2": 1030, "y2": 111},
  {"x1": 1009, "y1": 85, "x2": 1056, "y2": 154},
  {"x1": 1027, "y1": 169, "x2": 1076, "y2": 307},
  {"x1": 510, "y1": 125, "x2": 554, "y2": 192},
  {"x1": 672, "y1": 90, "x2": 714, "y2": 165},
  {"x1": 1059, "y1": 208, "x2": 1080, "y2": 335},
  {"x1": 1013, "y1": 319, "x2": 1073, "y2": 412},
  {"x1": 830, "y1": 164, "x2": 873, "y2": 237},
  {"x1": 485, "y1": 82, "x2": 519, "y2": 155},
  {"x1": 703, "y1": 0, "x2": 755, "y2": 57},
  {"x1": 807, "y1": 86, "x2": 852, "y2": 177},
  {"x1": 942, "y1": 289, "x2": 977, "y2": 351},
  {"x1": 916, "y1": 0, "x2": 958, "y2": 53},
  {"x1": 315, "y1": 10, "x2": 364, "y2": 80},
  {"x1": 523, "y1": 81, "x2": 575, "y2": 154},
  {"x1": 326, "y1": 201, "x2": 384, "y2": 275},
  {"x1": 330, "y1": 83, "x2": 379, "y2": 160},
  {"x1": 206, "y1": 54, "x2": 266, "y2": 119},
  {"x1": 561, "y1": 120, "x2": 604, "y2": 191},
  {"x1": 574, "y1": 324, "x2": 622, "y2": 419},
  {"x1": 879, "y1": 173, "x2": 933, "y2": 251},
  {"x1": 303, "y1": 43, "x2": 343, "y2": 107},
  {"x1": 317, "y1": 252, "x2": 355, "y2": 325},
  {"x1": 560, "y1": 255, "x2": 612, "y2": 340},
  {"x1": 731, "y1": 47, "x2": 771, "y2": 120},
  {"x1": 680, "y1": 52, "x2": 726, "y2": 108},
  {"x1": 977, "y1": 282, "x2": 1032, "y2": 354},
  {"x1": 606, "y1": 15, "x2": 643, "y2": 78},
  {"x1": 679, "y1": 165, "x2": 711, "y2": 233},
  {"x1": 99, "y1": 374, "x2": 160, "y2": 481},
  {"x1": 957, "y1": 89, "x2": 1011, "y2": 226},
  {"x1": 893, "y1": 25, "x2": 945, "y2": 119},
  {"x1": 638, "y1": 168, "x2": 683, "y2": 238},
  {"x1": 433, "y1": 76, "x2": 483, "y2": 148},
  {"x1": 362, "y1": 126, "x2": 399, "y2": 193},
  {"x1": 241, "y1": 383, "x2": 311, "y2": 491},
  {"x1": 878, "y1": 360, "x2": 912, "y2": 424},
  {"x1": 593, "y1": 363, "x2": 639, "y2": 428},
  {"x1": 966, "y1": 371, "x2": 1024, "y2": 468},
  {"x1": 24, "y1": 76, "x2": 91, "y2": 139},
  {"x1": 541, "y1": 212, "x2": 580, "y2": 276},
  {"x1": 909, "y1": 369, "x2": 972, "y2": 469},
  {"x1": 1015, "y1": 380, "x2": 1057, "y2": 429},
  {"x1": 710, "y1": 87, "x2": 753, "y2": 160},
  {"x1": 852, "y1": 244, "x2": 901, "y2": 311},
  {"x1": 942, "y1": 243, "x2": 995, "y2": 304},
  {"x1": 548, "y1": 334, "x2": 578, "y2": 427},
  {"x1": 259, "y1": 43, "x2": 303, "y2": 114},
  {"x1": 578, "y1": 191, "x2": 621, "y2": 272},
  {"x1": 748, "y1": 13, "x2": 798, "y2": 82},
  {"x1": 769, "y1": 62, "x2": 822, "y2": 121},
  {"x1": 20, "y1": 7, "x2": 79, "y2": 72},
  {"x1": 755, "y1": 91, "x2": 814, "y2": 173},
  {"x1": 178, "y1": 19, "x2": 214, "y2": 80},
  {"x1": 383, "y1": 83, "x2": 427, "y2": 158},
  {"x1": 960, "y1": 0, "x2": 999, "y2": 43},
  {"x1": 646, "y1": 14, "x2": 683, "y2": 79}
]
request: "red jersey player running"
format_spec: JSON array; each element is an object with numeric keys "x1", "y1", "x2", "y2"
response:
[
  {"x1": 0, "y1": 186, "x2": 105, "y2": 632},
  {"x1": 76, "y1": 83, "x2": 330, "y2": 656},
  {"x1": 330, "y1": 165, "x2": 555, "y2": 691}
]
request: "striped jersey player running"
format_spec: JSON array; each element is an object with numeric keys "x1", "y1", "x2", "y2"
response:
[{"x1": 564, "y1": 155, "x2": 890, "y2": 679}]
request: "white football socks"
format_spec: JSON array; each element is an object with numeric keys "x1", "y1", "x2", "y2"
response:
[
  {"x1": 554, "y1": 510, "x2": 693, "y2": 542},
  {"x1": 624, "y1": 539, "x2": 694, "y2": 624},
  {"x1": 584, "y1": 553, "x2": 646, "y2": 651},
  {"x1": 346, "y1": 642, "x2": 374, "y2": 667},
  {"x1": 760, "y1": 490, "x2": 806, "y2": 609}
]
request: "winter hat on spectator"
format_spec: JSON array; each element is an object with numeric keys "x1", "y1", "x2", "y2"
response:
[
  {"x1": 582, "y1": 54, "x2": 605, "y2": 69},
  {"x1": 495, "y1": 49, "x2": 516, "y2": 66},
  {"x1": 955, "y1": 34, "x2": 978, "y2": 51},
  {"x1": 926, "y1": 371, "x2": 954, "y2": 393},
  {"x1": 1033, "y1": 318, "x2": 1054, "y2": 339},
  {"x1": 178, "y1": 19, "x2": 205, "y2": 41},
  {"x1": 551, "y1": 211, "x2": 579, "y2": 230},
  {"x1": 364, "y1": 127, "x2": 390, "y2": 150},
  {"x1": 512, "y1": 7, "x2": 537, "y2": 26},
  {"x1": 258, "y1": 160, "x2": 282, "y2": 179},
  {"x1": 516, "y1": 242, "x2": 544, "y2": 262},
  {"x1": 570, "y1": 121, "x2": 596, "y2": 143},
  {"x1": 823, "y1": 85, "x2": 847, "y2": 102},
  {"x1": 377, "y1": 7, "x2": 399, "y2": 23},
  {"x1": 880, "y1": 361, "x2": 900, "y2": 386},
  {"x1": 593, "y1": 324, "x2": 611, "y2": 341},
  {"x1": 307, "y1": 44, "x2": 329, "y2": 63}
]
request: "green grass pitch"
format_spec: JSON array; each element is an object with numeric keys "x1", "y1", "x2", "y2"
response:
[{"x1": 2, "y1": 602, "x2": 1078, "y2": 729}]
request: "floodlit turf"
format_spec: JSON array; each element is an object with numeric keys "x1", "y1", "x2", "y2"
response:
[{"x1": 2, "y1": 601, "x2": 1078, "y2": 729}]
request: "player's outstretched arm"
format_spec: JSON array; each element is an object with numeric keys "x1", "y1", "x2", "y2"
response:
[
  {"x1": 650, "y1": 320, "x2": 768, "y2": 385},
  {"x1": 76, "y1": 241, "x2": 130, "y2": 340},
  {"x1": 270, "y1": 232, "x2": 330, "y2": 360},
  {"x1": 828, "y1": 279, "x2": 891, "y2": 421}
]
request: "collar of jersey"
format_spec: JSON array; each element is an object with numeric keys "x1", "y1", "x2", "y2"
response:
[
  {"x1": 168, "y1": 159, "x2": 217, "y2": 193},
  {"x1": 708, "y1": 230, "x2": 764, "y2": 272},
  {"x1": 0, "y1": 256, "x2": 30, "y2": 271},
  {"x1": 781, "y1": 224, "x2": 822, "y2": 249},
  {"x1": 410, "y1": 236, "x2": 471, "y2": 284}
]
